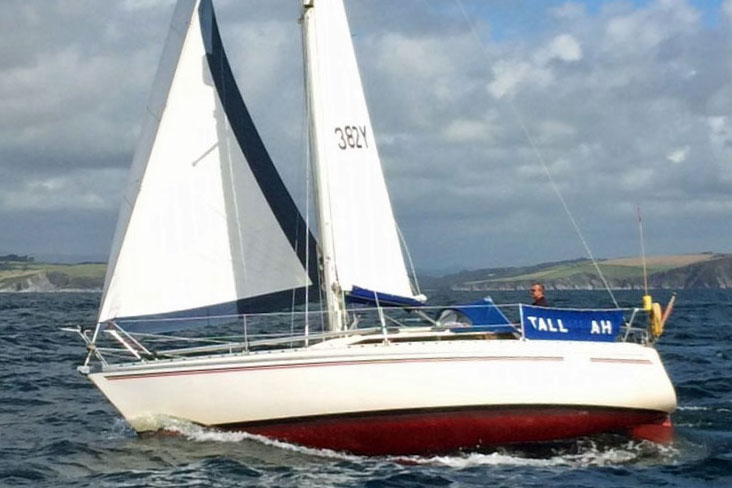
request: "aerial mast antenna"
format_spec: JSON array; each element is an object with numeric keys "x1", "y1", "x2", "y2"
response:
[{"x1": 637, "y1": 206, "x2": 652, "y2": 311}]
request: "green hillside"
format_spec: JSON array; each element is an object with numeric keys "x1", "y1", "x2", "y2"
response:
[
  {"x1": 427, "y1": 253, "x2": 732, "y2": 290},
  {"x1": 0, "y1": 255, "x2": 106, "y2": 291}
]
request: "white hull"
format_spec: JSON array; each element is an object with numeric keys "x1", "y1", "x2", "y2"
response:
[{"x1": 89, "y1": 336, "x2": 675, "y2": 453}]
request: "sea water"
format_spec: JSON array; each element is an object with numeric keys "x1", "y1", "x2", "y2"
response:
[{"x1": 1, "y1": 290, "x2": 731, "y2": 487}]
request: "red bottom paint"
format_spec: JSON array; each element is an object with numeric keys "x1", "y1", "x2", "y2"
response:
[
  {"x1": 628, "y1": 415, "x2": 674, "y2": 444},
  {"x1": 217, "y1": 406, "x2": 670, "y2": 456}
]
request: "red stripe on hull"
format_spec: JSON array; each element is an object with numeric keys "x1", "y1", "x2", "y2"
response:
[
  {"x1": 218, "y1": 407, "x2": 668, "y2": 456},
  {"x1": 105, "y1": 356, "x2": 564, "y2": 381}
]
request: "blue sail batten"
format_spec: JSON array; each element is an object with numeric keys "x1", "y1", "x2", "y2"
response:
[{"x1": 347, "y1": 286, "x2": 425, "y2": 308}]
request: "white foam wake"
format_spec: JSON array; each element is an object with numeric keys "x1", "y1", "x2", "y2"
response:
[
  {"x1": 678, "y1": 405, "x2": 731, "y2": 413},
  {"x1": 398, "y1": 440, "x2": 680, "y2": 468},
  {"x1": 157, "y1": 417, "x2": 365, "y2": 461}
]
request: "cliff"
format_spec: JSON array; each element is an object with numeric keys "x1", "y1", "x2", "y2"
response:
[
  {"x1": 0, "y1": 260, "x2": 105, "y2": 292},
  {"x1": 423, "y1": 253, "x2": 732, "y2": 291}
]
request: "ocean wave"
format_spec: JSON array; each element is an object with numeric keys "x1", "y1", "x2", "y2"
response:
[
  {"x1": 678, "y1": 405, "x2": 732, "y2": 413},
  {"x1": 402, "y1": 439, "x2": 680, "y2": 468}
]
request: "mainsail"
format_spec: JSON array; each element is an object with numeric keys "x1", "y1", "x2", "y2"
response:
[
  {"x1": 98, "y1": 0, "x2": 318, "y2": 332},
  {"x1": 303, "y1": 0, "x2": 421, "y2": 306}
]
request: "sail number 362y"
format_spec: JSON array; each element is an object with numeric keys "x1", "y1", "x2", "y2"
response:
[{"x1": 334, "y1": 125, "x2": 368, "y2": 150}]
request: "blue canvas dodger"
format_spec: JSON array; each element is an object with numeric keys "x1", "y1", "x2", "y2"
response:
[
  {"x1": 521, "y1": 305, "x2": 624, "y2": 342},
  {"x1": 439, "y1": 297, "x2": 516, "y2": 334}
]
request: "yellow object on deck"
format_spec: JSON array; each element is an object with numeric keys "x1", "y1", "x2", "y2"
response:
[
  {"x1": 650, "y1": 302, "x2": 664, "y2": 337},
  {"x1": 642, "y1": 295, "x2": 652, "y2": 312}
]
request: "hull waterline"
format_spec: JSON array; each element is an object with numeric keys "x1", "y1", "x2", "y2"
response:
[{"x1": 222, "y1": 405, "x2": 669, "y2": 456}]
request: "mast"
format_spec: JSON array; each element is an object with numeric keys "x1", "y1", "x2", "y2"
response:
[{"x1": 301, "y1": 0, "x2": 347, "y2": 332}]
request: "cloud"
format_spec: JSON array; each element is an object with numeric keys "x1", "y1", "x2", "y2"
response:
[
  {"x1": 602, "y1": 0, "x2": 700, "y2": 59},
  {"x1": 536, "y1": 34, "x2": 583, "y2": 63},
  {"x1": 724, "y1": 0, "x2": 732, "y2": 22},
  {"x1": 537, "y1": 120, "x2": 577, "y2": 144},
  {"x1": 121, "y1": 0, "x2": 175, "y2": 11},
  {"x1": 550, "y1": 2, "x2": 587, "y2": 21},
  {"x1": 666, "y1": 146, "x2": 690, "y2": 164},
  {"x1": 486, "y1": 34, "x2": 581, "y2": 99},
  {"x1": 707, "y1": 116, "x2": 732, "y2": 146},
  {"x1": 443, "y1": 115, "x2": 500, "y2": 143},
  {"x1": 0, "y1": 168, "x2": 124, "y2": 212},
  {"x1": 1, "y1": 0, "x2": 731, "y2": 268},
  {"x1": 487, "y1": 60, "x2": 553, "y2": 99}
]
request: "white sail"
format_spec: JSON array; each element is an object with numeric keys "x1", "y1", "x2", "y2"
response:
[
  {"x1": 304, "y1": 0, "x2": 419, "y2": 304},
  {"x1": 99, "y1": 0, "x2": 317, "y2": 331}
]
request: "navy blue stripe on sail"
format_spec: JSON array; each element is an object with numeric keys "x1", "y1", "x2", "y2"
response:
[
  {"x1": 347, "y1": 286, "x2": 424, "y2": 308},
  {"x1": 106, "y1": 286, "x2": 317, "y2": 333},
  {"x1": 198, "y1": 0, "x2": 320, "y2": 289}
]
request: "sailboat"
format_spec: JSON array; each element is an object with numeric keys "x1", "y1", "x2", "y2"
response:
[{"x1": 69, "y1": 0, "x2": 676, "y2": 456}]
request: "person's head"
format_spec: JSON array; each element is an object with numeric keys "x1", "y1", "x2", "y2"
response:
[{"x1": 530, "y1": 282, "x2": 545, "y2": 301}]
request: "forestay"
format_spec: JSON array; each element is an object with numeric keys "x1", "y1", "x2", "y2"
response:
[
  {"x1": 98, "y1": 0, "x2": 318, "y2": 332},
  {"x1": 303, "y1": 0, "x2": 419, "y2": 304}
]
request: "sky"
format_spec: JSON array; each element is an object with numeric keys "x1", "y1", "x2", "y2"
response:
[{"x1": 1, "y1": 0, "x2": 731, "y2": 271}]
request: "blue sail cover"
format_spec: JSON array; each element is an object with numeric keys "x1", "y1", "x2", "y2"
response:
[{"x1": 520, "y1": 305, "x2": 623, "y2": 342}]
